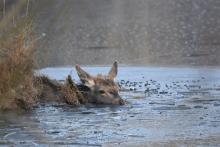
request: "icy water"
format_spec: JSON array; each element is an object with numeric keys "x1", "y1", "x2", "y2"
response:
[{"x1": 1, "y1": 67, "x2": 220, "y2": 146}]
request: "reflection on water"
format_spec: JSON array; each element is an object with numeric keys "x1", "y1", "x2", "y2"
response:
[{"x1": 1, "y1": 67, "x2": 220, "y2": 146}]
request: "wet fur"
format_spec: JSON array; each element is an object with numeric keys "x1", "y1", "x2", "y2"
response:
[{"x1": 75, "y1": 61, "x2": 125, "y2": 105}]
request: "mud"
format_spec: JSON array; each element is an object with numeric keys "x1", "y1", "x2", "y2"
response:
[{"x1": 0, "y1": 66, "x2": 220, "y2": 146}]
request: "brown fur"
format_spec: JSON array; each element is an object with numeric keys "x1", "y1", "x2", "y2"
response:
[
  {"x1": 76, "y1": 61, "x2": 125, "y2": 105},
  {"x1": 35, "y1": 75, "x2": 87, "y2": 105}
]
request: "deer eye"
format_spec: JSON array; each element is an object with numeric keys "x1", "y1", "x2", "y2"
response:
[
  {"x1": 110, "y1": 91, "x2": 117, "y2": 96},
  {"x1": 99, "y1": 90, "x2": 105, "y2": 94}
]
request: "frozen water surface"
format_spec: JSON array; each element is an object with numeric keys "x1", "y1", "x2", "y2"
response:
[{"x1": 1, "y1": 66, "x2": 220, "y2": 146}]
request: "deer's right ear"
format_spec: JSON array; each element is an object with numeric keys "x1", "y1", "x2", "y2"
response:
[{"x1": 75, "y1": 65, "x2": 95, "y2": 87}]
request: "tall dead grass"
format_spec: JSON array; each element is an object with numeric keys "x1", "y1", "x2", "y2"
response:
[
  {"x1": 0, "y1": 24, "x2": 38, "y2": 111},
  {"x1": 0, "y1": 0, "x2": 40, "y2": 111},
  {"x1": 0, "y1": 1, "x2": 86, "y2": 110}
]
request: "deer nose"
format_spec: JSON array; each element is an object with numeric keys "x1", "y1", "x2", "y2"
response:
[
  {"x1": 116, "y1": 95, "x2": 125, "y2": 105},
  {"x1": 119, "y1": 98, "x2": 125, "y2": 105}
]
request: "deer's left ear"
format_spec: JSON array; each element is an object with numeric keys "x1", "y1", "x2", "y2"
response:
[{"x1": 108, "y1": 61, "x2": 118, "y2": 80}]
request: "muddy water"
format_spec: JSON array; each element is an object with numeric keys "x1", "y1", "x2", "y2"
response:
[{"x1": 1, "y1": 67, "x2": 220, "y2": 146}]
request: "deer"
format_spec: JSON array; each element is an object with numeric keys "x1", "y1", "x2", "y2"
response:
[{"x1": 75, "y1": 61, "x2": 125, "y2": 105}]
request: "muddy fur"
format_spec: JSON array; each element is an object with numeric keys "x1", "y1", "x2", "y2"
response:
[
  {"x1": 1, "y1": 73, "x2": 123, "y2": 111},
  {"x1": 34, "y1": 76, "x2": 64, "y2": 103},
  {"x1": 61, "y1": 75, "x2": 88, "y2": 105},
  {"x1": 35, "y1": 75, "x2": 88, "y2": 106},
  {"x1": 75, "y1": 62, "x2": 125, "y2": 105},
  {"x1": 0, "y1": 75, "x2": 87, "y2": 111}
]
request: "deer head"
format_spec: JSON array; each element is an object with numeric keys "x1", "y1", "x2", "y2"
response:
[{"x1": 75, "y1": 61, "x2": 125, "y2": 105}]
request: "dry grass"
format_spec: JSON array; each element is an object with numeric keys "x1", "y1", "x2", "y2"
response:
[
  {"x1": 0, "y1": 0, "x2": 28, "y2": 34},
  {"x1": 0, "y1": 28, "x2": 34, "y2": 90},
  {"x1": 0, "y1": 28, "x2": 87, "y2": 110},
  {"x1": 0, "y1": 0, "x2": 86, "y2": 110},
  {"x1": 0, "y1": 0, "x2": 39, "y2": 111},
  {"x1": 0, "y1": 24, "x2": 38, "y2": 111}
]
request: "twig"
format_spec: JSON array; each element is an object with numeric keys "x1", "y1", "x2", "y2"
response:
[
  {"x1": 26, "y1": 0, "x2": 30, "y2": 17},
  {"x1": 3, "y1": 0, "x2": 5, "y2": 18},
  {"x1": 4, "y1": 132, "x2": 16, "y2": 139}
]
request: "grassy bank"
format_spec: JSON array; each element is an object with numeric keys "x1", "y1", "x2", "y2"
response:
[
  {"x1": 0, "y1": 1, "x2": 86, "y2": 111},
  {"x1": 0, "y1": 0, "x2": 37, "y2": 111},
  {"x1": 0, "y1": 23, "x2": 84, "y2": 110},
  {"x1": 0, "y1": 24, "x2": 38, "y2": 111}
]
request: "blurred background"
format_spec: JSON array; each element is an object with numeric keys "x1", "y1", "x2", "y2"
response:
[{"x1": 1, "y1": 0, "x2": 220, "y2": 67}]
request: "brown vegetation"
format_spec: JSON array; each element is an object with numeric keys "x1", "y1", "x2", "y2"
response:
[
  {"x1": 0, "y1": 0, "x2": 46, "y2": 111},
  {"x1": 0, "y1": 17, "x2": 87, "y2": 111},
  {"x1": 0, "y1": 25, "x2": 38, "y2": 111},
  {"x1": 0, "y1": 0, "x2": 124, "y2": 111},
  {"x1": 0, "y1": 36, "x2": 87, "y2": 110}
]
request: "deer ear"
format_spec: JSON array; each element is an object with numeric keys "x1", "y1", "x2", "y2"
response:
[
  {"x1": 108, "y1": 61, "x2": 118, "y2": 80},
  {"x1": 75, "y1": 65, "x2": 95, "y2": 87}
]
